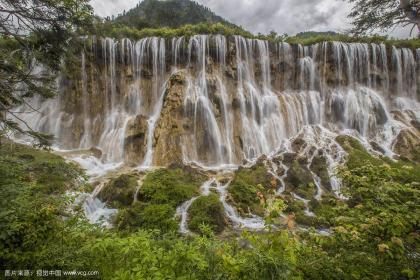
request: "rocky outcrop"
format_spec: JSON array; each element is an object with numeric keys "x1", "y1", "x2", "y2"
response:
[
  {"x1": 393, "y1": 129, "x2": 420, "y2": 163},
  {"x1": 153, "y1": 71, "x2": 188, "y2": 166},
  {"x1": 124, "y1": 115, "x2": 149, "y2": 165}
]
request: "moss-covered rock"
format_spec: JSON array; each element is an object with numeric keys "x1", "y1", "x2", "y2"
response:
[
  {"x1": 188, "y1": 194, "x2": 226, "y2": 235},
  {"x1": 114, "y1": 167, "x2": 205, "y2": 233},
  {"x1": 285, "y1": 160, "x2": 315, "y2": 199},
  {"x1": 139, "y1": 167, "x2": 204, "y2": 207},
  {"x1": 310, "y1": 155, "x2": 331, "y2": 190},
  {"x1": 115, "y1": 202, "x2": 178, "y2": 232},
  {"x1": 335, "y1": 135, "x2": 366, "y2": 152},
  {"x1": 98, "y1": 174, "x2": 138, "y2": 208},
  {"x1": 228, "y1": 163, "x2": 274, "y2": 216}
]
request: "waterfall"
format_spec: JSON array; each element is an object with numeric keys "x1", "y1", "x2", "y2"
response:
[
  {"x1": 79, "y1": 52, "x2": 92, "y2": 149},
  {"x1": 14, "y1": 35, "x2": 419, "y2": 176}
]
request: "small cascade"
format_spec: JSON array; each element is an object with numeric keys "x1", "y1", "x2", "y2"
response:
[
  {"x1": 216, "y1": 179, "x2": 265, "y2": 230},
  {"x1": 175, "y1": 178, "x2": 216, "y2": 234},
  {"x1": 83, "y1": 183, "x2": 117, "y2": 228},
  {"x1": 292, "y1": 193, "x2": 315, "y2": 217},
  {"x1": 140, "y1": 38, "x2": 167, "y2": 168}
]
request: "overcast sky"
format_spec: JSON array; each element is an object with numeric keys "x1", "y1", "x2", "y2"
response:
[{"x1": 90, "y1": 0, "x2": 418, "y2": 38}]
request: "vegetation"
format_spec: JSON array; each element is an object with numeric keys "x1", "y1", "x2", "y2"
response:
[
  {"x1": 0, "y1": 140, "x2": 419, "y2": 279},
  {"x1": 114, "y1": 0, "x2": 237, "y2": 30},
  {"x1": 98, "y1": 174, "x2": 138, "y2": 208},
  {"x1": 228, "y1": 162, "x2": 275, "y2": 216},
  {"x1": 0, "y1": 0, "x2": 92, "y2": 146},
  {"x1": 93, "y1": 21, "x2": 253, "y2": 40},
  {"x1": 188, "y1": 194, "x2": 226, "y2": 235},
  {"x1": 115, "y1": 167, "x2": 205, "y2": 233},
  {"x1": 346, "y1": 0, "x2": 420, "y2": 36}
]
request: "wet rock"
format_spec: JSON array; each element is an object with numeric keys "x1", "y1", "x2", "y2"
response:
[
  {"x1": 124, "y1": 114, "x2": 149, "y2": 165},
  {"x1": 370, "y1": 141, "x2": 386, "y2": 155},
  {"x1": 98, "y1": 174, "x2": 138, "y2": 207},
  {"x1": 89, "y1": 147, "x2": 102, "y2": 159},
  {"x1": 393, "y1": 129, "x2": 420, "y2": 163},
  {"x1": 286, "y1": 160, "x2": 313, "y2": 188},
  {"x1": 411, "y1": 120, "x2": 420, "y2": 131},
  {"x1": 310, "y1": 155, "x2": 331, "y2": 191},
  {"x1": 292, "y1": 138, "x2": 306, "y2": 153},
  {"x1": 153, "y1": 71, "x2": 187, "y2": 166},
  {"x1": 282, "y1": 153, "x2": 297, "y2": 166}
]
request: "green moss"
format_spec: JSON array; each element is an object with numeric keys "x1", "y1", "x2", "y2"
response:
[
  {"x1": 336, "y1": 135, "x2": 420, "y2": 183},
  {"x1": 98, "y1": 174, "x2": 138, "y2": 208},
  {"x1": 0, "y1": 141, "x2": 85, "y2": 195},
  {"x1": 115, "y1": 202, "x2": 178, "y2": 233},
  {"x1": 115, "y1": 167, "x2": 205, "y2": 233},
  {"x1": 310, "y1": 156, "x2": 331, "y2": 190},
  {"x1": 286, "y1": 160, "x2": 316, "y2": 199},
  {"x1": 139, "y1": 168, "x2": 204, "y2": 207},
  {"x1": 188, "y1": 194, "x2": 226, "y2": 235},
  {"x1": 228, "y1": 163, "x2": 272, "y2": 216}
]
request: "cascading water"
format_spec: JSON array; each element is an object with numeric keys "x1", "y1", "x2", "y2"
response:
[
  {"x1": 13, "y1": 35, "x2": 420, "y2": 230},
  {"x1": 14, "y1": 35, "x2": 419, "y2": 179}
]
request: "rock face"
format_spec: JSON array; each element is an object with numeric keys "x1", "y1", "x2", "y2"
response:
[
  {"x1": 124, "y1": 115, "x2": 149, "y2": 165},
  {"x1": 393, "y1": 129, "x2": 420, "y2": 163},
  {"x1": 17, "y1": 35, "x2": 420, "y2": 173},
  {"x1": 153, "y1": 72, "x2": 188, "y2": 166}
]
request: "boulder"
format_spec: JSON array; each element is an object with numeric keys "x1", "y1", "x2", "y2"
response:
[
  {"x1": 393, "y1": 129, "x2": 420, "y2": 163},
  {"x1": 124, "y1": 114, "x2": 149, "y2": 165}
]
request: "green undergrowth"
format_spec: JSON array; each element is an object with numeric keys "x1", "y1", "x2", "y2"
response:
[
  {"x1": 188, "y1": 193, "x2": 226, "y2": 235},
  {"x1": 98, "y1": 174, "x2": 138, "y2": 208},
  {"x1": 115, "y1": 167, "x2": 205, "y2": 233},
  {"x1": 1, "y1": 140, "x2": 419, "y2": 279},
  {"x1": 0, "y1": 141, "x2": 89, "y2": 268},
  {"x1": 228, "y1": 162, "x2": 275, "y2": 216}
]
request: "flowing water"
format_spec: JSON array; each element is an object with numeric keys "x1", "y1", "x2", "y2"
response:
[{"x1": 12, "y1": 35, "x2": 420, "y2": 229}]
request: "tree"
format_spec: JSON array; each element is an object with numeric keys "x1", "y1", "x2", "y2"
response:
[
  {"x1": 347, "y1": 0, "x2": 420, "y2": 36},
  {"x1": 0, "y1": 0, "x2": 92, "y2": 146}
]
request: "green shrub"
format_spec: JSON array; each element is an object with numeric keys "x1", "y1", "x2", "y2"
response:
[
  {"x1": 115, "y1": 202, "x2": 178, "y2": 233},
  {"x1": 98, "y1": 174, "x2": 138, "y2": 208},
  {"x1": 228, "y1": 163, "x2": 272, "y2": 216},
  {"x1": 188, "y1": 194, "x2": 226, "y2": 235},
  {"x1": 139, "y1": 168, "x2": 204, "y2": 207}
]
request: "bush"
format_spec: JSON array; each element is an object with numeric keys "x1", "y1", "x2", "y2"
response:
[
  {"x1": 228, "y1": 163, "x2": 273, "y2": 216},
  {"x1": 188, "y1": 194, "x2": 226, "y2": 235}
]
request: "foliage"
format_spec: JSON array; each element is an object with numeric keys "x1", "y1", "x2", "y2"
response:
[
  {"x1": 285, "y1": 32, "x2": 420, "y2": 49},
  {"x1": 346, "y1": 0, "x2": 420, "y2": 36},
  {"x1": 98, "y1": 174, "x2": 138, "y2": 208},
  {"x1": 228, "y1": 163, "x2": 274, "y2": 216},
  {"x1": 93, "y1": 21, "x2": 254, "y2": 40},
  {"x1": 1, "y1": 141, "x2": 419, "y2": 279},
  {"x1": 114, "y1": 0, "x2": 237, "y2": 30},
  {"x1": 188, "y1": 194, "x2": 226, "y2": 235},
  {"x1": 115, "y1": 167, "x2": 205, "y2": 233},
  {"x1": 0, "y1": 141, "x2": 89, "y2": 268},
  {"x1": 139, "y1": 167, "x2": 204, "y2": 207},
  {"x1": 0, "y1": 0, "x2": 92, "y2": 146}
]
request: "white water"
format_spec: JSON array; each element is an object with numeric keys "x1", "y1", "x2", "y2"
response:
[{"x1": 12, "y1": 37, "x2": 420, "y2": 225}]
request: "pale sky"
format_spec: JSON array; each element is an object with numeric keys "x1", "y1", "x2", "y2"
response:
[{"x1": 90, "y1": 0, "x2": 418, "y2": 38}]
